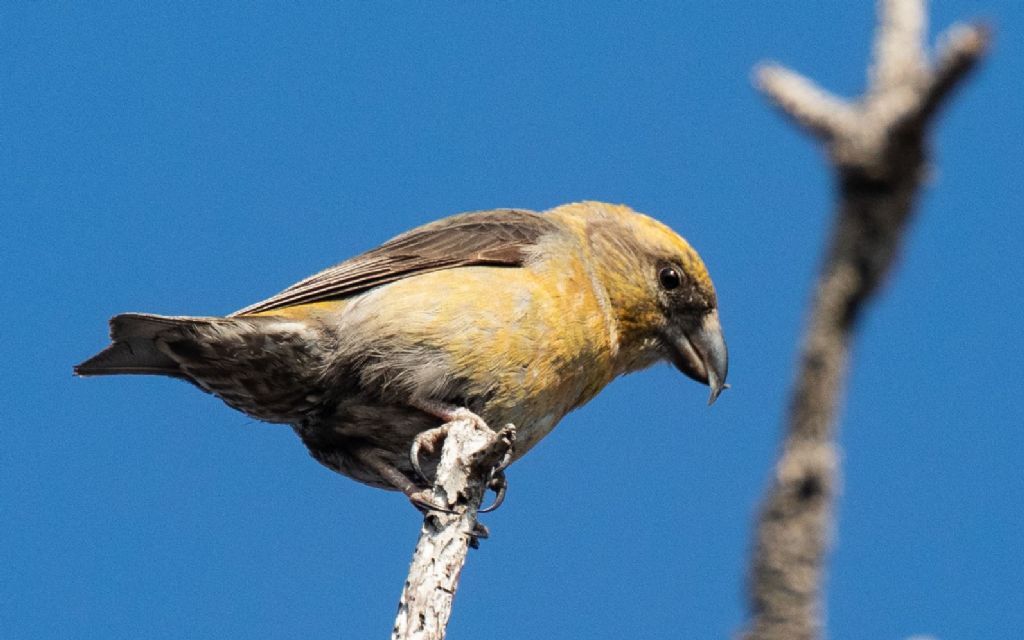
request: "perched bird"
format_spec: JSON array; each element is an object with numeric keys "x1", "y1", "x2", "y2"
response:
[{"x1": 76, "y1": 201, "x2": 728, "y2": 507}]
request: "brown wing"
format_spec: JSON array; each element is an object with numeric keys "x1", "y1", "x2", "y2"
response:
[{"x1": 232, "y1": 208, "x2": 559, "y2": 316}]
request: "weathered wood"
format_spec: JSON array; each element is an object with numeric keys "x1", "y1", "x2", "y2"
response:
[{"x1": 392, "y1": 419, "x2": 514, "y2": 640}]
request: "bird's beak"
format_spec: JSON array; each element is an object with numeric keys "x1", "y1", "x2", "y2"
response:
[{"x1": 665, "y1": 308, "x2": 729, "y2": 405}]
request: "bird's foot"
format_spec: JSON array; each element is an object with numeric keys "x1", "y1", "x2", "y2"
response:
[
  {"x1": 478, "y1": 424, "x2": 516, "y2": 513},
  {"x1": 408, "y1": 401, "x2": 491, "y2": 484},
  {"x1": 407, "y1": 489, "x2": 456, "y2": 515},
  {"x1": 408, "y1": 404, "x2": 517, "y2": 515},
  {"x1": 409, "y1": 422, "x2": 452, "y2": 485}
]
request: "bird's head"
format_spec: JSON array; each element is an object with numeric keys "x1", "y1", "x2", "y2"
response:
[{"x1": 550, "y1": 202, "x2": 729, "y2": 404}]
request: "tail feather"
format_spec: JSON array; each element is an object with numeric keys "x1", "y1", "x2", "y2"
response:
[
  {"x1": 74, "y1": 340, "x2": 183, "y2": 377},
  {"x1": 75, "y1": 311, "x2": 332, "y2": 425},
  {"x1": 74, "y1": 313, "x2": 219, "y2": 378}
]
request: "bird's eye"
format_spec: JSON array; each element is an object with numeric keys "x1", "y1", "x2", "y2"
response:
[{"x1": 658, "y1": 266, "x2": 682, "y2": 290}]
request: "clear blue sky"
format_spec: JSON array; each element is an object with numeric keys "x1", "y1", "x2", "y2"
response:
[{"x1": 3, "y1": 3, "x2": 1022, "y2": 638}]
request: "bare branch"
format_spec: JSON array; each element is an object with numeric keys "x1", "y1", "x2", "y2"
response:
[
  {"x1": 920, "y1": 23, "x2": 991, "y2": 122},
  {"x1": 742, "y1": 2, "x2": 990, "y2": 639},
  {"x1": 871, "y1": 0, "x2": 928, "y2": 91},
  {"x1": 755, "y1": 63, "x2": 855, "y2": 139},
  {"x1": 392, "y1": 421, "x2": 514, "y2": 640}
]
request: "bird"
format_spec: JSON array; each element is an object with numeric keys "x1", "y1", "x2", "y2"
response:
[{"x1": 75, "y1": 201, "x2": 728, "y2": 509}]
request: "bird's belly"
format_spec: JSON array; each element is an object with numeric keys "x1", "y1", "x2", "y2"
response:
[
  {"x1": 296, "y1": 402, "x2": 436, "y2": 489},
  {"x1": 296, "y1": 396, "x2": 572, "y2": 490}
]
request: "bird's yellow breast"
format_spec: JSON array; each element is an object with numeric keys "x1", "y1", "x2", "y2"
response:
[{"x1": 343, "y1": 250, "x2": 618, "y2": 454}]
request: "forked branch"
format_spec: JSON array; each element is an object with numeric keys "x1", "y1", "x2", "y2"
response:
[{"x1": 742, "y1": 2, "x2": 989, "y2": 640}]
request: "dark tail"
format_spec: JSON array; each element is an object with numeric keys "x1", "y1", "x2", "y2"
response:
[
  {"x1": 75, "y1": 312, "x2": 331, "y2": 424},
  {"x1": 74, "y1": 313, "x2": 216, "y2": 379}
]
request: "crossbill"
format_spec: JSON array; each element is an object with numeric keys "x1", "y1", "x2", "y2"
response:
[{"x1": 76, "y1": 201, "x2": 728, "y2": 506}]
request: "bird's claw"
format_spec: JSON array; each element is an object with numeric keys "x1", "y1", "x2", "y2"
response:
[
  {"x1": 409, "y1": 423, "x2": 452, "y2": 484},
  {"x1": 468, "y1": 522, "x2": 490, "y2": 548},
  {"x1": 407, "y1": 489, "x2": 456, "y2": 515},
  {"x1": 479, "y1": 470, "x2": 507, "y2": 513},
  {"x1": 479, "y1": 424, "x2": 515, "y2": 513}
]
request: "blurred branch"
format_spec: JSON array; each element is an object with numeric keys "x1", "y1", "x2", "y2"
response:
[
  {"x1": 742, "y1": 2, "x2": 989, "y2": 640},
  {"x1": 392, "y1": 420, "x2": 514, "y2": 640}
]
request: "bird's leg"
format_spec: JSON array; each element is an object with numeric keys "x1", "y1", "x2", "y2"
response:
[
  {"x1": 349, "y1": 445, "x2": 453, "y2": 513},
  {"x1": 410, "y1": 400, "x2": 490, "y2": 430}
]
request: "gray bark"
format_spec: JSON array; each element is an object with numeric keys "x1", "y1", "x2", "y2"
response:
[
  {"x1": 391, "y1": 420, "x2": 514, "y2": 640},
  {"x1": 741, "y1": 2, "x2": 989, "y2": 639}
]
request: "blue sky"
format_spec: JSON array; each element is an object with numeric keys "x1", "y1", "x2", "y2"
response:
[{"x1": 3, "y1": 3, "x2": 1022, "y2": 638}]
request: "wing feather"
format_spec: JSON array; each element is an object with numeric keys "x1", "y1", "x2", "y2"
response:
[{"x1": 232, "y1": 208, "x2": 558, "y2": 316}]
